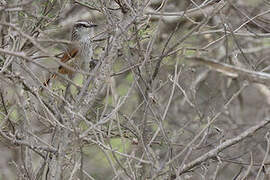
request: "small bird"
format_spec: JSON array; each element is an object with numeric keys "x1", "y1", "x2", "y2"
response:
[{"x1": 44, "y1": 20, "x2": 97, "y2": 86}]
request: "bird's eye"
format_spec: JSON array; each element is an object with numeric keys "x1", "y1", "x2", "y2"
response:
[
  {"x1": 75, "y1": 21, "x2": 97, "y2": 28},
  {"x1": 75, "y1": 23, "x2": 87, "y2": 28}
]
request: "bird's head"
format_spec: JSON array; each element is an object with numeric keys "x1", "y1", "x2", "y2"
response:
[{"x1": 72, "y1": 20, "x2": 97, "y2": 41}]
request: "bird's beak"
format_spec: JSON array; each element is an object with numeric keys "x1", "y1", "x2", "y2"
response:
[{"x1": 89, "y1": 24, "x2": 98, "y2": 28}]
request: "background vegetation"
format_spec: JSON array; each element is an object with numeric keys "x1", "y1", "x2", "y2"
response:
[{"x1": 0, "y1": 0, "x2": 270, "y2": 179}]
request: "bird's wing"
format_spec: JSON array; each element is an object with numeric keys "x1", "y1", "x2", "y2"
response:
[
  {"x1": 61, "y1": 48, "x2": 79, "y2": 63},
  {"x1": 43, "y1": 48, "x2": 79, "y2": 86}
]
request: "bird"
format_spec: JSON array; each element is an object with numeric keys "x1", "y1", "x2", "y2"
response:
[{"x1": 44, "y1": 20, "x2": 97, "y2": 86}]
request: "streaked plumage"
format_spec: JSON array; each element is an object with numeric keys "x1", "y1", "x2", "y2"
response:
[{"x1": 44, "y1": 20, "x2": 97, "y2": 85}]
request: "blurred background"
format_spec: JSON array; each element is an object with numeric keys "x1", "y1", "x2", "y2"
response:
[{"x1": 0, "y1": 0, "x2": 270, "y2": 179}]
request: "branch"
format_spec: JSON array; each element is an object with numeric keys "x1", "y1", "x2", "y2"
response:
[
  {"x1": 177, "y1": 118, "x2": 270, "y2": 176},
  {"x1": 186, "y1": 56, "x2": 270, "y2": 85}
]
